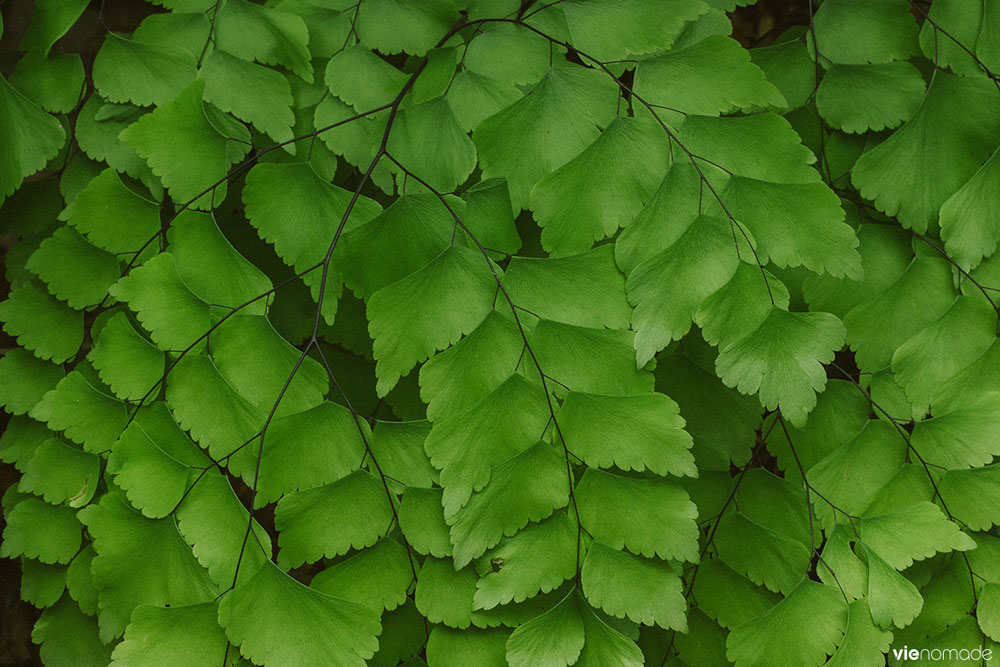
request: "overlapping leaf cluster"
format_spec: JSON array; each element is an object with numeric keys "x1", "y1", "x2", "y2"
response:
[{"x1": 2, "y1": 0, "x2": 1000, "y2": 665}]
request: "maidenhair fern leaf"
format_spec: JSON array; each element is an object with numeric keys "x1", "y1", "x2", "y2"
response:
[
  {"x1": 217, "y1": 561, "x2": 382, "y2": 667},
  {"x1": 30, "y1": 371, "x2": 127, "y2": 454},
  {"x1": 26, "y1": 226, "x2": 121, "y2": 309},
  {"x1": 505, "y1": 590, "x2": 584, "y2": 667},
  {"x1": 634, "y1": 35, "x2": 786, "y2": 115},
  {"x1": 852, "y1": 72, "x2": 1000, "y2": 233},
  {"x1": 726, "y1": 580, "x2": 847, "y2": 667},
  {"x1": 529, "y1": 117, "x2": 669, "y2": 256},
  {"x1": 864, "y1": 546, "x2": 923, "y2": 629},
  {"x1": 556, "y1": 391, "x2": 695, "y2": 477},
  {"x1": 474, "y1": 67, "x2": 618, "y2": 209},
  {"x1": 859, "y1": 502, "x2": 977, "y2": 570},
  {"x1": 108, "y1": 603, "x2": 234, "y2": 667},
  {"x1": 18, "y1": 438, "x2": 98, "y2": 507},
  {"x1": 0, "y1": 74, "x2": 66, "y2": 205},
  {"x1": 311, "y1": 537, "x2": 411, "y2": 613},
  {"x1": 581, "y1": 541, "x2": 686, "y2": 631},
  {"x1": 387, "y1": 96, "x2": 477, "y2": 193},
  {"x1": 121, "y1": 80, "x2": 251, "y2": 209},
  {"x1": 448, "y1": 440, "x2": 569, "y2": 569},
  {"x1": 78, "y1": 492, "x2": 216, "y2": 641},
  {"x1": 0, "y1": 348, "x2": 64, "y2": 416},
  {"x1": 200, "y1": 50, "x2": 295, "y2": 146},
  {"x1": 92, "y1": 33, "x2": 197, "y2": 107},
  {"x1": 274, "y1": 470, "x2": 393, "y2": 568},
  {"x1": 716, "y1": 307, "x2": 846, "y2": 427},
  {"x1": 0, "y1": 280, "x2": 83, "y2": 363},
  {"x1": 213, "y1": 0, "x2": 313, "y2": 82},
  {"x1": 61, "y1": 167, "x2": 160, "y2": 254},
  {"x1": 824, "y1": 600, "x2": 893, "y2": 667},
  {"x1": 574, "y1": 469, "x2": 699, "y2": 562},
  {"x1": 355, "y1": 0, "x2": 460, "y2": 56},
  {"x1": 1, "y1": 497, "x2": 81, "y2": 565},
  {"x1": 367, "y1": 245, "x2": 499, "y2": 396},
  {"x1": 472, "y1": 512, "x2": 577, "y2": 610}
]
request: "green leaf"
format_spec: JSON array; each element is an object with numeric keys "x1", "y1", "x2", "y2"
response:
[
  {"x1": 243, "y1": 161, "x2": 382, "y2": 323},
  {"x1": 78, "y1": 492, "x2": 216, "y2": 640},
  {"x1": 325, "y1": 44, "x2": 407, "y2": 110},
  {"x1": 257, "y1": 400, "x2": 368, "y2": 507},
  {"x1": 399, "y1": 486, "x2": 452, "y2": 558},
  {"x1": 92, "y1": 33, "x2": 197, "y2": 107},
  {"x1": 214, "y1": 0, "x2": 313, "y2": 82},
  {"x1": 109, "y1": 602, "x2": 233, "y2": 667},
  {"x1": 175, "y1": 473, "x2": 273, "y2": 589},
  {"x1": 32, "y1": 596, "x2": 113, "y2": 667},
  {"x1": 574, "y1": 469, "x2": 699, "y2": 562},
  {"x1": 692, "y1": 558, "x2": 782, "y2": 629},
  {"x1": 278, "y1": 0, "x2": 352, "y2": 59},
  {"x1": 890, "y1": 295, "x2": 996, "y2": 416},
  {"x1": 529, "y1": 117, "x2": 669, "y2": 256},
  {"x1": 824, "y1": 599, "x2": 893, "y2": 667},
  {"x1": 0, "y1": 348, "x2": 64, "y2": 416},
  {"x1": 714, "y1": 512, "x2": 811, "y2": 595},
  {"x1": 20, "y1": 557, "x2": 67, "y2": 608},
  {"x1": 388, "y1": 96, "x2": 476, "y2": 192},
  {"x1": 88, "y1": 312, "x2": 165, "y2": 401},
  {"x1": 131, "y1": 12, "x2": 211, "y2": 55},
  {"x1": 696, "y1": 262, "x2": 791, "y2": 351},
  {"x1": 909, "y1": 393, "x2": 1000, "y2": 471},
  {"x1": 0, "y1": 279, "x2": 82, "y2": 362},
  {"x1": 426, "y1": 625, "x2": 509, "y2": 667},
  {"x1": 201, "y1": 49, "x2": 295, "y2": 146},
  {"x1": 472, "y1": 512, "x2": 577, "y2": 610},
  {"x1": 62, "y1": 167, "x2": 161, "y2": 254},
  {"x1": 368, "y1": 246, "x2": 498, "y2": 396},
  {"x1": 864, "y1": 545, "x2": 923, "y2": 629},
  {"x1": 717, "y1": 176, "x2": 862, "y2": 279},
  {"x1": 581, "y1": 541, "x2": 686, "y2": 631},
  {"x1": 448, "y1": 440, "x2": 570, "y2": 569},
  {"x1": 635, "y1": 35, "x2": 786, "y2": 115},
  {"x1": 562, "y1": 0, "x2": 707, "y2": 61},
  {"x1": 575, "y1": 599, "x2": 645, "y2": 667},
  {"x1": 1, "y1": 497, "x2": 81, "y2": 565},
  {"x1": 0, "y1": 416, "x2": 51, "y2": 472},
  {"x1": 859, "y1": 502, "x2": 976, "y2": 570},
  {"x1": 810, "y1": 0, "x2": 919, "y2": 64},
  {"x1": 27, "y1": 225, "x2": 121, "y2": 308},
  {"x1": 122, "y1": 79, "x2": 251, "y2": 210},
  {"x1": 424, "y1": 374, "x2": 550, "y2": 517},
  {"x1": 556, "y1": 391, "x2": 695, "y2": 477},
  {"x1": 0, "y1": 76, "x2": 66, "y2": 203},
  {"x1": 843, "y1": 257, "x2": 956, "y2": 373},
  {"x1": 939, "y1": 464, "x2": 1000, "y2": 531},
  {"x1": 627, "y1": 214, "x2": 739, "y2": 365},
  {"x1": 210, "y1": 314, "x2": 327, "y2": 416},
  {"x1": 18, "y1": 438, "x2": 99, "y2": 506},
  {"x1": 806, "y1": 419, "x2": 906, "y2": 524},
  {"x1": 9, "y1": 53, "x2": 86, "y2": 114},
  {"x1": 419, "y1": 311, "x2": 523, "y2": 421},
  {"x1": 311, "y1": 537, "x2": 411, "y2": 613},
  {"x1": 355, "y1": 0, "x2": 460, "y2": 56},
  {"x1": 109, "y1": 252, "x2": 212, "y2": 352},
  {"x1": 851, "y1": 72, "x2": 1000, "y2": 233},
  {"x1": 505, "y1": 590, "x2": 584, "y2": 667},
  {"x1": 527, "y1": 320, "x2": 655, "y2": 396},
  {"x1": 274, "y1": 470, "x2": 393, "y2": 568},
  {"x1": 978, "y1": 583, "x2": 1000, "y2": 642},
  {"x1": 474, "y1": 67, "x2": 618, "y2": 209},
  {"x1": 333, "y1": 193, "x2": 453, "y2": 299},
  {"x1": 941, "y1": 145, "x2": 1000, "y2": 270},
  {"x1": 218, "y1": 561, "x2": 382, "y2": 667},
  {"x1": 107, "y1": 406, "x2": 211, "y2": 518},
  {"x1": 816, "y1": 62, "x2": 926, "y2": 134},
  {"x1": 464, "y1": 23, "x2": 551, "y2": 86},
  {"x1": 73, "y1": 96, "x2": 159, "y2": 192},
  {"x1": 30, "y1": 371, "x2": 127, "y2": 454},
  {"x1": 726, "y1": 580, "x2": 847, "y2": 667},
  {"x1": 369, "y1": 419, "x2": 438, "y2": 488},
  {"x1": 165, "y1": 355, "x2": 263, "y2": 476},
  {"x1": 716, "y1": 307, "x2": 846, "y2": 427},
  {"x1": 19, "y1": 0, "x2": 89, "y2": 56}
]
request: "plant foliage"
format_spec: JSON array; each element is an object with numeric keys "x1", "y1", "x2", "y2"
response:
[{"x1": 2, "y1": 0, "x2": 1000, "y2": 665}]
